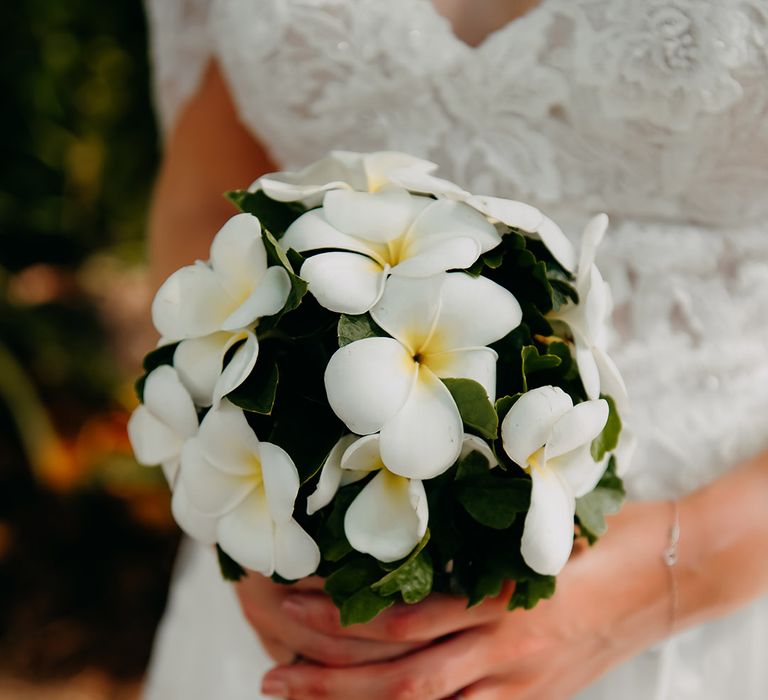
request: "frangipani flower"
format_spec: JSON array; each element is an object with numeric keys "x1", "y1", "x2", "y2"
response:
[
  {"x1": 325, "y1": 273, "x2": 522, "y2": 479},
  {"x1": 152, "y1": 213, "x2": 291, "y2": 404},
  {"x1": 281, "y1": 187, "x2": 501, "y2": 314},
  {"x1": 550, "y1": 214, "x2": 628, "y2": 403},
  {"x1": 307, "y1": 434, "x2": 428, "y2": 562},
  {"x1": 501, "y1": 386, "x2": 609, "y2": 576},
  {"x1": 386, "y1": 166, "x2": 577, "y2": 271},
  {"x1": 127, "y1": 365, "x2": 197, "y2": 484},
  {"x1": 253, "y1": 150, "x2": 438, "y2": 207},
  {"x1": 178, "y1": 401, "x2": 320, "y2": 579}
]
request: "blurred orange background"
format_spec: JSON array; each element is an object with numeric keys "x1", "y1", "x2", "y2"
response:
[{"x1": 1, "y1": 2, "x2": 179, "y2": 697}]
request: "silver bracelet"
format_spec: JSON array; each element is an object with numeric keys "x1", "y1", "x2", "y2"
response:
[{"x1": 662, "y1": 499, "x2": 681, "y2": 633}]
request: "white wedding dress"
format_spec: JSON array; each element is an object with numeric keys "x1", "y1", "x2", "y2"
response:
[{"x1": 142, "y1": 1, "x2": 768, "y2": 697}]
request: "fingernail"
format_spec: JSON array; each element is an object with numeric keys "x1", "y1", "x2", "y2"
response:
[
  {"x1": 282, "y1": 597, "x2": 307, "y2": 621},
  {"x1": 261, "y1": 677, "x2": 289, "y2": 697}
]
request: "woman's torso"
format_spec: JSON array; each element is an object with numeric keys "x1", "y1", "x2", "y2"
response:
[{"x1": 144, "y1": 2, "x2": 768, "y2": 697}]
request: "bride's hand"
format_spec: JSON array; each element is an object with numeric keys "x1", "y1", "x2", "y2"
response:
[
  {"x1": 259, "y1": 501, "x2": 673, "y2": 699},
  {"x1": 236, "y1": 573, "x2": 431, "y2": 667}
]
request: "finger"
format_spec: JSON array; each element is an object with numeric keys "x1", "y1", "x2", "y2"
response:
[
  {"x1": 238, "y1": 577, "x2": 419, "y2": 666},
  {"x1": 282, "y1": 582, "x2": 514, "y2": 643},
  {"x1": 261, "y1": 625, "x2": 496, "y2": 700},
  {"x1": 259, "y1": 634, "x2": 296, "y2": 665}
]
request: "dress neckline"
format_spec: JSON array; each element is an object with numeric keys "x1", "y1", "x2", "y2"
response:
[{"x1": 425, "y1": 0, "x2": 552, "y2": 51}]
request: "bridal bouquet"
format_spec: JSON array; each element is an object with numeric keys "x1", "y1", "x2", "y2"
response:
[{"x1": 128, "y1": 151, "x2": 631, "y2": 624}]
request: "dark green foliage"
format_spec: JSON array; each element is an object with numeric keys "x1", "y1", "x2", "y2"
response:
[
  {"x1": 217, "y1": 545, "x2": 247, "y2": 582},
  {"x1": 225, "y1": 189, "x2": 306, "y2": 237},
  {"x1": 591, "y1": 395, "x2": 622, "y2": 461},
  {"x1": 227, "y1": 361, "x2": 279, "y2": 414},
  {"x1": 442, "y1": 378, "x2": 498, "y2": 439},
  {"x1": 576, "y1": 457, "x2": 626, "y2": 544},
  {"x1": 337, "y1": 313, "x2": 386, "y2": 347}
]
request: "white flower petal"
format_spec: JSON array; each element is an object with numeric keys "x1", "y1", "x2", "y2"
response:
[
  {"x1": 142, "y1": 365, "x2": 198, "y2": 439},
  {"x1": 323, "y1": 187, "x2": 417, "y2": 243},
  {"x1": 171, "y1": 482, "x2": 218, "y2": 544},
  {"x1": 379, "y1": 367, "x2": 463, "y2": 480},
  {"x1": 212, "y1": 331, "x2": 259, "y2": 407},
  {"x1": 364, "y1": 152, "x2": 438, "y2": 190},
  {"x1": 391, "y1": 237, "x2": 481, "y2": 278},
  {"x1": 273, "y1": 519, "x2": 321, "y2": 579},
  {"x1": 340, "y1": 434, "x2": 386, "y2": 472},
  {"x1": 501, "y1": 386, "x2": 573, "y2": 467},
  {"x1": 174, "y1": 332, "x2": 234, "y2": 406},
  {"x1": 386, "y1": 167, "x2": 469, "y2": 199},
  {"x1": 344, "y1": 470, "x2": 427, "y2": 562},
  {"x1": 546, "y1": 399, "x2": 609, "y2": 461},
  {"x1": 370, "y1": 274, "x2": 443, "y2": 354},
  {"x1": 613, "y1": 425, "x2": 638, "y2": 477},
  {"x1": 254, "y1": 150, "x2": 367, "y2": 206},
  {"x1": 534, "y1": 216, "x2": 577, "y2": 272},
  {"x1": 301, "y1": 252, "x2": 387, "y2": 314},
  {"x1": 217, "y1": 490, "x2": 275, "y2": 575},
  {"x1": 594, "y1": 346, "x2": 629, "y2": 413},
  {"x1": 577, "y1": 214, "x2": 608, "y2": 286},
  {"x1": 281, "y1": 209, "x2": 384, "y2": 262},
  {"x1": 151, "y1": 262, "x2": 234, "y2": 340},
  {"x1": 306, "y1": 434, "x2": 359, "y2": 515},
  {"x1": 554, "y1": 445, "x2": 608, "y2": 498},
  {"x1": 161, "y1": 459, "x2": 180, "y2": 486},
  {"x1": 210, "y1": 214, "x2": 267, "y2": 297},
  {"x1": 428, "y1": 273, "x2": 522, "y2": 351},
  {"x1": 221, "y1": 265, "x2": 291, "y2": 331},
  {"x1": 179, "y1": 438, "x2": 254, "y2": 516},
  {"x1": 425, "y1": 347, "x2": 498, "y2": 401},
  {"x1": 197, "y1": 401, "x2": 262, "y2": 476},
  {"x1": 574, "y1": 337, "x2": 601, "y2": 401},
  {"x1": 406, "y1": 199, "x2": 500, "y2": 254},
  {"x1": 259, "y1": 441, "x2": 300, "y2": 524},
  {"x1": 521, "y1": 466, "x2": 576, "y2": 576},
  {"x1": 460, "y1": 434, "x2": 499, "y2": 468},
  {"x1": 128, "y1": 405, "x2": 183, "y2": 466},
  {"x1": 325, "y1": 337, "x2": 417, "y2": 435},
  {"x1": 463, "y1": 195, "x2": 544, "y2": 233}
]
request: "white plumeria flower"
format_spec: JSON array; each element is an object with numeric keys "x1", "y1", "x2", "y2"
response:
[
  {"x1": 151, "y1": 214, "x2": 291, "y2": 405},
  {"x1": 253, "y1": 150, "x2": 438, "y2": 207},
  {"x1": 549, "y1": 214, "x2": 628, "y2": 404},
  {"x1": 307, "y1": 434, "x2": 428, "y2": 562},
  {"x1": 127, "y1": 365, "x2": 197, "y2": 485},
  {"x1": 325, "y1": 272, "x2": 522, "y2": 480},
  {"x1": 178, "y1": 401, "x2": 320, "y2": 579},
  {"x1": 386, "y1": 166, "x2": 577, "y2": 271},
  {"x1": 501, "y1": 386, "x2": 609, "y2": 576},
  {"x1": 281, "y1": 187, "x2": 501, "y2": 314}
]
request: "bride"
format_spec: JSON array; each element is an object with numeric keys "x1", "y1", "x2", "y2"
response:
[{"x1": 141, "y1": 1, "x2": 768, "y2": 698}]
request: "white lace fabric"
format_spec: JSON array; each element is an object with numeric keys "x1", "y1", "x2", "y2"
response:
[{"x1": 143, "y1": 1, "x2": 768, "y2": 698}]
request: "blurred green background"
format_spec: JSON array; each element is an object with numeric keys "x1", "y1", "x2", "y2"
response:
[{"x1": 1, "y1": 1, "x2": 179, "y2": 696}]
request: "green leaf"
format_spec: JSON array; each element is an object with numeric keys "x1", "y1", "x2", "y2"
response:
[
  {"x1": 225, "y1": 189, "x2": 306, "y2": 236},
  {"x1": 226, "y1": 361, "x2": 279, "y2": 414},
  {"x1": 441, "y1": 377, "x2": 498, "y2": 440},
  {"x1": 455, "y1": 449, "x2": 493, "y2": 481},
  {"x1": 216, "y1": 544, "x2": 247, "y2": 582},
  {"x1": 576, "y1": 457, "x2": 626, "y2": 544},
  {"x1": 324, "y1": 557, "x2": 383, "y2": 606},
  {"x1": 494, "y1": 393, "x2": 522, "y2": 424},
  {"x1": 521, "y1": 345, "x2": 561, "y2": 392},
  {"x1": 590, "y1": 394, "x2": 622, "y2": 461},
  {"x1": 339, "y1": 587, "x2": 396, "y2": 626},
  {"x1": 337, "y1": 313, "x2": 386, "y2": 347},
  {"x1": 456, "y1": 477, "x2": 531, "y2": 529},
  {"x1": 372, "y1": 531, "x2": 433, "y2": 604},
  {"x1": 508, "y1": 575, "x2": 556, "y2": 610},
  {"x1": 549, "y1": 278, "x2": 579, "y2": 310}
]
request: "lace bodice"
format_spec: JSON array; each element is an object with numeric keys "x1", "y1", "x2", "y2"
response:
[{"x1": 145, "y1": 0, "x2": 768, "y2": 501}]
